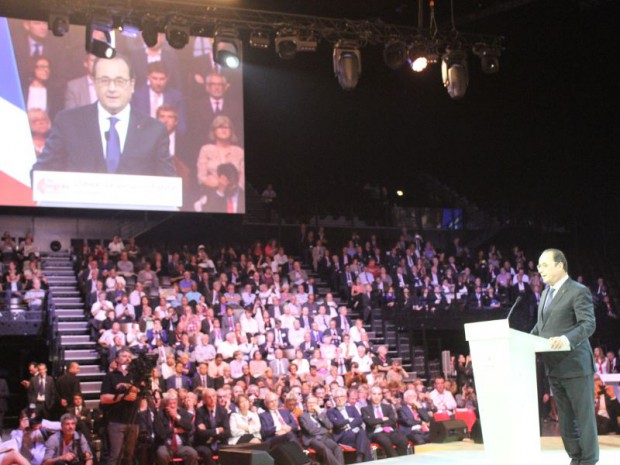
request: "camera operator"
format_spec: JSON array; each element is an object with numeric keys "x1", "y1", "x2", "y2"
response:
[
  {"x1": 42, "y1": 413, "x2": 93, "y2": 465},
  {"x1": 100, "y1": 347, "x2": 140, "y2": 465}
]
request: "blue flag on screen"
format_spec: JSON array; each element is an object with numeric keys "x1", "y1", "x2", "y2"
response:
[{"x1": 0, "y1": 17, "x2": 25, "y2": 110}]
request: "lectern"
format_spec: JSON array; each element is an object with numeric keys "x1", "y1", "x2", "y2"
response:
[{"x1": 464, "y1": 319, "x2": 568, "y2": 465}]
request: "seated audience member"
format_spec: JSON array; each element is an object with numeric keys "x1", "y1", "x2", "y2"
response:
[
  {"x1": 259, "y1": 391, "x2": 302, "y2": 447},
  {"x1": 166, "y1": 362, "x2": 192, "y2": 391},
  {"x1": 229, "y1": 394, "x2": 262, "y2": 444},
  {"x1": 11, "y1": 411, "x2": 47, "y2": 465},
  {"x1": 398, "y1": 389, "x2": 431, "y2": 445},
  {"x1": 195, "y1": 389, "x2": 230, "y2": 465},
  {"x1": 153, "y1": 392, "x2": 198, "y2": 465},
  {"x1": 298, "y1": 396, "x2": 345, "y2": 465},
  {"x1": 429, "y1": 376, "x2": 457, "y2": 416},
  {"x1": 23, "y1": 278, "x2": 46, "y2": 310},
  {"x1": 594, "y1": 374, "x2": 620, "y2": 435},
  {"x1": 327, "y1": 387, "x2": 372, "y2": 462},
  {"x1": 361, "y1": 386, "x2": 408, "y2": 457}
]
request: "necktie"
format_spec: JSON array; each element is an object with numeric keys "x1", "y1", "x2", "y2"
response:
[
  {"x1": 170, "y1": 419, "x2": 178, "y2": 453},
  {"x1": 33, "y1": 42, "x2": 42, "y2": 56},
  {"x1": 215, "y1": 100, "x2": 221, "y2": 113},
  {"x1": 375, "y1": 405, "x2": 382, "y2": 419},
  {"x1": 202, "y1": 376, "x2": 207, "y2": 387},
  {"x1": 39, "y1": 378, "x2": 45, "y2": 396},
  {"x1": 106, "y1": 117, "x2": 121, "y2": 173},
  {"x1": 543, "y1": 287, "x2": 555, "y2": 317}
]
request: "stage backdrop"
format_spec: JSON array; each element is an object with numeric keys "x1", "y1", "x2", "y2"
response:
[{"x1": 0, "y1": 17, "x2": 245, "y2": 213}]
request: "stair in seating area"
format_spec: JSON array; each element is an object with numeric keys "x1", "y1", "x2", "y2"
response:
[{"x1": 43, "y1": 252, "x2": 104, "y2": 410}]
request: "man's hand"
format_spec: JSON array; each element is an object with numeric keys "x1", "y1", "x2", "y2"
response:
[{"x1": 549, "y1": 335, "x2": 570, "y2": 350}]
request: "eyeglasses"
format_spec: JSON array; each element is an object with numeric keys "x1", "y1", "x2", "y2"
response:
[{"x1": 95, "y1": 77, "x2": 131, "y2": 88}]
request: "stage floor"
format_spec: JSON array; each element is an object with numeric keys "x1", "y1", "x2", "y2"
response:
[{"x1": 380, "y1": 436, "x2": 620, "y2": 465}]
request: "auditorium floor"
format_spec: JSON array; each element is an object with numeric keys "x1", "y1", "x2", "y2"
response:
[{"x1": 387, "y1": 436, "x2": 620, "y2": 465}]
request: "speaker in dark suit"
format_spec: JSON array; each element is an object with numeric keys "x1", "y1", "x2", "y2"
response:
[
  {"x1": 531, "y1": 249, "x2": 598, "y2": 465},
  {"x1": 361, "y1": 395, "x2": 408, "y2": 457}
]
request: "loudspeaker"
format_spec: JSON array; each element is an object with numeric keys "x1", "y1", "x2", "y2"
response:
[
  {"x1": 429, "y1": 419, "x2": 468, "y2": 443},
  {"x1": 219, "y1": 449, "x2": 274, "y2": 465},
  {"x1": 269, "y1": 441, "x2": 311, "y2": 465}
]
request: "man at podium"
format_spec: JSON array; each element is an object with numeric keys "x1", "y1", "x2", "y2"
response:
[{"x1": 531, "y1": 249, "x2": 598, "y2": 465}]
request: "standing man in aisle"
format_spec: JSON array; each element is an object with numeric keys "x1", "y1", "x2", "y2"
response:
[
  {"x1": 532, "y1": 249, "x2": 598, "y2": 465},
  {"x1": 100, "y1": 347, "x2": 140, "y2": 465}
]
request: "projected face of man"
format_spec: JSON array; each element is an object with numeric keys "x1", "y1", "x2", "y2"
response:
[
  {"x1": 205, "y1": 74, "x2": 229, "y2": 99},
  {"x1": 94, "y1": 57, "x2": 135, "y2": 115},
  {"x1": 157, "y1": 109, "x2": 178, "y2": 134},
  {"x1": 28, "y1": 109, "x2": 51, "y2": 136},
  {"x1": 148, "y1": 70, "x2": 168, "y2": 94},
  {"x1": 23, "y1": 20, "x2": 48, "y2": 40}
]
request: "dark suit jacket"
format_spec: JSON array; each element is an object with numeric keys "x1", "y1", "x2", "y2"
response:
[
  {"x1": 132, "y1": 85, "x2": 187, "y2": 135},
  {"x1": 531, "y1": 279, "x2": 596, "y2": 378},
  {"x1": 361, "y1": 403, "x2": 399, "y2": 434},
  {"x1": 397, "y1": 404, "x2": 431, "y2": 436},
  {"x1": 189, "y1": 96, "x2": 244, "y2": 148},
  {"x1": 191, "y1": 373, "x2": 215, "y2": 391},
  {"x1": 259, "y1": 408, "x2": 299, "y2": 441},
  {"x1": 202, "y1": 187, "x2": 246, "y2": 214},
  {"x1": 327, "y1": 406, "x2": 365, "y2": 442},
  {"x1": 298, "y1": 411, "x2": 333, "y2": 447},
  {"x1": 154, "y1": 406, "x2": 195, "y2": 446},
  {"x1": 27, "y1": 375, "x2": 56, "y2": 410},
  {"x1": 33, "y1": 103, "x2": 176, "y2": 177},
  {"x1": 194, "y1": 405, "x2": 230, "y2": 446},
  {"x1": 332, "y1": 315, "x2": 352, "y2": 332},
  {"x1": 165, "y1": 375, "x2": 191, "y2": 391},
  {"x1": 55, "y1": 372, "x2": 81, "y2": 406}
]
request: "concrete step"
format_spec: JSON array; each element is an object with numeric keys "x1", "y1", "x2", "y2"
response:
[
  {"x1": 85, "y1": 399, "x2": 100, "y2": 410},
  {"x1": 77, "y1": 365, "x2": 105, "y2": 377},
  {"x1": 56, "y1": 308, "x2": 85, "y2": 317},
  {"x1": 61, "y1": 334, "x2": 92, "y2": 345},
  {"x1": 43, "y1": 270, "x2": 75, "y2": 276},
  {"x1": 53, "y1": 296, "x2": 82, "y2": 303},
  {"x1": 58, "y1": 321, "x2": 89, "y2": 333},
  {"x1": 65, "y1": 349, "x2": 99, "y2": 361},
  {"x1": 81, "y1": 380, "x2": 103, "y2": 394}
]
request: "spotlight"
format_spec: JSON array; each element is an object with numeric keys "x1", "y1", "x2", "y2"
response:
[
  {"x1": 214, "y1": 28, "x2": 242, "y2": 69},
  {"x1": 275, "y1": 29, "x2": 318, "y2": 59},
  {"x1": 473, "y1": 42, "x2": 501, "y2": 74},
  {"x1": 333, "y1": 40, "x2": 362, "y2": 91},
  {"x1": 383, "y1": 38, "x2": 407, "y2": 70},
  {"x1": 441, "y1": 48, "x2": 469, "y2": 99},
  {"x1": 165, "y1": 21, "x2": 190, "y2": 50},
  {"x1": 85, "y1": 22, "x2": 116, "y2": 59},
  {"x1": 141, "y1": 18, "x2": 159, "y2": 48},
  {"x1": 408, "y1": 38, "x2": 429, "y2": 72},
  {"x1": 48, "y1": 13, "x2": 69, "y2": 37},
  {"x1": 249, "y1": 30, "x2": 271, "y2": 49}
]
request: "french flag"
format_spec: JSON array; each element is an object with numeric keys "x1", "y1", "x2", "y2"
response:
[{"x1": 0, "y1": 17, "x2": 36, "y2": 206}]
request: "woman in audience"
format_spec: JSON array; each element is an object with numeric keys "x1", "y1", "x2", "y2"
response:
[
  {"x1": 249, "y1": 350, "x2": 268, "y2": 379},
  {"x1": 197, "y1": 115, "x2": 245, "y2": 189},
  {"x1": 229, "y1": 394, "x2": 262, "y2": 444}
]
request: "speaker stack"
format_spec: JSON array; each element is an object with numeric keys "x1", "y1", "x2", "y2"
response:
[{"x1": 429, "y1": 419, "x2": 468, "y2": 443}]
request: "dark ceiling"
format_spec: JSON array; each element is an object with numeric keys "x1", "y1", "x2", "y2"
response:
[{"x1": 1, "y1": 0, "x2": 618, "y2": 235}]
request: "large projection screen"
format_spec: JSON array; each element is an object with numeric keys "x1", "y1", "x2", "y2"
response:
[{"x1": 0, "y1": 18, "x2": 245, "y2": 213}]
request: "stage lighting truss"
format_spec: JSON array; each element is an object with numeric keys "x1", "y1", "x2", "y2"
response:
[
  {"x1": 333, "y1": 40, "x2": 362, "y2": 91},
  {"x1": 85, "y1": 19, "x2": 116, "y2": 59},
  {"x1": 214, "y1": 27, "x2": 242, "y2": 69},
  {"x1": 441, "y1": 47, "x2": 469, "y2": 99},
  {"x1": 473, "y1": 42, "x2": 501, "y2": 74},
  {"x1": 249, "y1": 29, "x2": 271, "y2": 49},
  {"x1": 165, "y1": 17, "x2": 190, "y2": 50},
  {"x1": 275, "y1": 28, "x2": 318, "y2": 59},
  {"x1": 408, "y1": 37, "x2": 431, "y2": 72}
]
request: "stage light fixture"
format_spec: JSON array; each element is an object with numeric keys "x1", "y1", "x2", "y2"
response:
[
  {"x1": 383, "y1": 38, "x2": 407, "y2": 70},
  {"x1": 473, "y1": 42, "x2": 501, "y2": 74},
  {"x1": 249, "y1": 30, "x2": 271, "y2": 49},
  {"x1": 49, "y1": 13, "x2": 69, "y2": 37},
  {"x1": 408, "y1": 37, "x2": 430, "y2": 72},
  {"x1": 214, "y1": 28, "x2": 242, "y2": 69},
  {"x1": 85, "y1": 21, "x2": 116, "y2": 59},
  {"x1": 441, "y1": 48, "x2": 469, "y2": 99},
  {"x1": 141, "y1": 18, "x2": 159, "y2": 48},
  {"x1": 275, "y1": 29, "x2": 318, "y2": 59},
  {"x1": 333, "y1": 40, "x2": 362, "y2": 91},
  {"x1": 165, "y1": 20, "x2": 190, "y2": 50}
]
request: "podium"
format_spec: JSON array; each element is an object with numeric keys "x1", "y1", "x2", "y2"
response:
[{"x1": 464, "y1": 319, "x2": 568, "y2": 465}]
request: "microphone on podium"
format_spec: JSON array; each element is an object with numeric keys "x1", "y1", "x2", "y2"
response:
[{"x1": 505, "y1": 295, "x2": 523, "y2": 323}]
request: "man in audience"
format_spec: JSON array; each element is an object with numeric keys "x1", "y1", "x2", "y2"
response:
[
  {"x1": 327, "y1": 387, "x2": 372, "y2": 462},
  {"x1": 154, "y1": 392, "x2": 198, "y2": 465},
  {"x1": 299, "y1": 396, "x2": 345, "y2": 465},
  {"x1": 361, "y1": 386, "x2": 408, "y2": 457},
  {"x1": 429, "y1": 376, "x2": 457, "y2": 416},
  {"x1": 195, "y1": 388, "x2": 230, "y2": 465}
]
